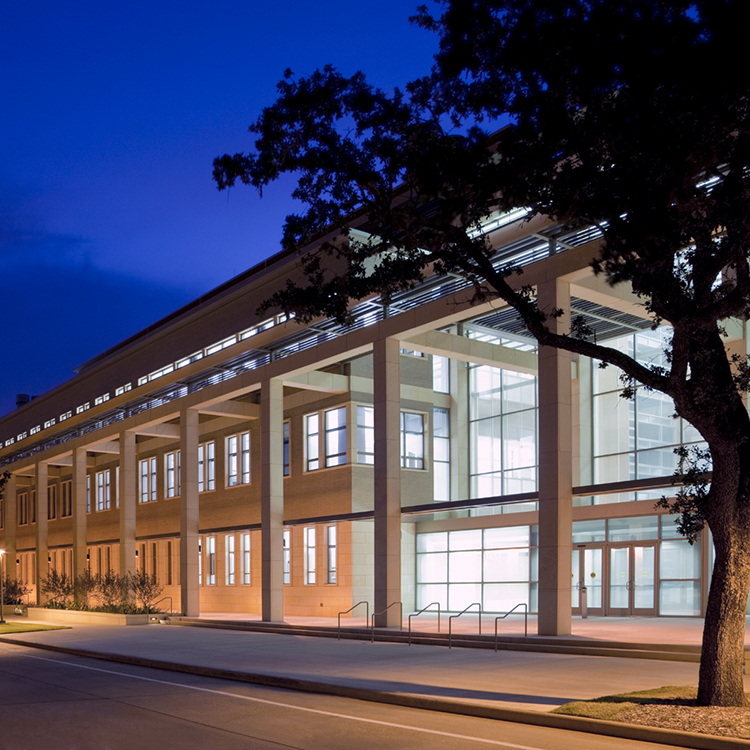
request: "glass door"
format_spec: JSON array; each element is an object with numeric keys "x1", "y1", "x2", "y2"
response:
[
  {"x1": 571, "y1": 545, "x2": 604, "y2": 615},
  {"x1": 608, "y1": 544, "x2": 656, "y2": 615}
]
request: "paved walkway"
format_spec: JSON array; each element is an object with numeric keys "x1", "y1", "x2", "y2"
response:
[{"x1": 0, "y1": 614, "x2": 735, "y2": 712}]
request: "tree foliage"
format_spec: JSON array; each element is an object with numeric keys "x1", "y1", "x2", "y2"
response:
[{"x1": 214, "y1": 1, "x2": 750, "y2": 706}]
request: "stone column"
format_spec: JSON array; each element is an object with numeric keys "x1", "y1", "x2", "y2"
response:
[
  {"x1": 180, "y1": 410, "x2": 200, "y2": 616},
  {"x1": 373, "y1": 337, "x2": 402, "y2": 627},
  {"x1": 35, "y1": 462, "x2": 49, "y2": 604},
  {"x1": 451, "y1": 355, "x2": 469, "y2": 502},
  {"x1": 261, "y1": 378, "x2": 284, "y2": 622},
  {"x1": 536, "y1": 278, "x2": 574, "y2": 635},
  {"x1": 72, "y1": 448, "x2": 88, "y2": 576},
  {"x1": 3, "y1": 473, "x2": 17, "y2": 578},
  {"x1": 119, "y1": 432, "x2": 137, "y2": 576}
]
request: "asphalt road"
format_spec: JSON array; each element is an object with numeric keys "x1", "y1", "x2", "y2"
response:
[{"x1": 0, "y1": 642, "x2": 689, "y2": 750}]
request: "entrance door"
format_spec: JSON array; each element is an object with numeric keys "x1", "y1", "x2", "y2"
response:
[
  {"x1": 571, "y1": 545, "x2": 604, "y2": 616},
  {"x1": 608, "y1": 544, "x2": 657, "y2": 615}
]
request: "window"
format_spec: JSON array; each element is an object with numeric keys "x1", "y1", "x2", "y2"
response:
[
  {"x1": 86, "y1": 477, "x2": 91, "y2": 513},
  {"x1": 152, "y1": 543, "x2": 158, "y2": 581},
  {"x1": 61, "y1": 480, "x2": 72, "y2": 517},
  {"x1": 325, "y1": 408, "x2": 346, "y2": 467},
  {"x1": 433, "y1": 408, "x2": 450, "y2": 502},
  {"x1": 357, "y1": 406, "x2": 374, "y2": 464},
  {"x1": 283, "y1": 421, "x2": 290, "y2": 476},
  {"x1": 96, "y1": 470, "x2": 111, "y2": 511},
  {"x1": 306, "y1": 408, "x2": 346, "y2": 471},
  {"x1": 416, "y1": 526, "x2": 537, "y2": 613},
  {"x1": 166, "y1": 541, "x2": 173, "y2": 585},
  {"x1": 198, "y1": 537, "x2": 202, "y2": 586},
  {"x1": 206, "y1": 536, "x2": 216, "y2": 585},
  {"x1": 283, "y1": 529, "x2": 291, "y2": 585},
  {"x1": 305, "y1": 414, "x2": 320, "y2": 471},
  {"x1": 226, "y1": 534, "x2": 235, "y2": 585},
  {"x1": 47, "y1": 485, "x2": 57, "y2": 520},
  {"x1": 198, "y1": 442, "x2": 215, "y2": 492},
  {"x1": 31, "y1": 489, "x2": 36, "y2": 523},
  {"x1": 433, "y1": 355, "x2": 450, "y2": 393},
  {"x1": 469, "y1": 365, "x2": 538, "y2": 502},
  {"x1": 18, "y1": 492, "x2": 28, "y2": 525},
  {"x1": 227, "y1": 433, "x2": 250, "y2": 487},
  {"x1": 401, "y1": 412, "x2": 425, "y2": 469},
  {"x1": 139, "y1": 457, "x2": 157, "y2": 502},
  {"x1": 242, "y1": 533, "x2": 251, "y2": 585},
  {"x1": 327, "y1": 526, "x2": 337, "y2": 584},
  {"x1": 165, "y1": 451, "x2": 181, "y2": 498},
  {"x1": 304, "y1": 527, "x2": 316, "y2": 585}
]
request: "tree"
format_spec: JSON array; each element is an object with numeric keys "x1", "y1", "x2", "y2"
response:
[
  {"x1": 128, "y1": 570, "x2": 164, "y2": 613},
  {"x1": 214, "y1": 1, "x2": 750, "y2": 706}
]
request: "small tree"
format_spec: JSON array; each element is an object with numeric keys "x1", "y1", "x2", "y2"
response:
[
  {"x1": 73, "y1": 570, "x2": 99, "y2": 610},
  {"x1": 2, "y1": 576, "x2": 30, "y2": 606},
  {"x1": 40, "y1": 571, "x2": 73, "y2": 609},
  {"x1": 128, "y1": 570, "x2": 163, "y2": 613},
  {"x1": 97, "y1": 569, "x2": 131, "y2": 611}
]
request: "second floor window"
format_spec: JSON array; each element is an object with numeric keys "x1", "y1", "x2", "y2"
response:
[
  {"x1": 96, "y1": 470, "x2": 111, "y2": 511},
  {"x1": 306, "y1": 407, "x2": 347, "y2": 471},
  {"x1": 401, "y1": 412, "x2": 425, "y2": 469},
  {"x1": 227, "y1": 432, "x2": 250, "y2": 486},
  {"x1": 198, "y1": 442, "x2": 215, "y2": 492},
  {"x1": 139, "y1": 457, "x2": 157, "y2": 503},
  {"x1": 165, "y1": 451, "x2": 181, "y2": 498}
]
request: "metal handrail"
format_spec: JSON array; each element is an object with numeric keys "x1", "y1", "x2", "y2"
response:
[
  {"x1": 494, "y1": 603, "x2": 528, "y2": 650},
  {"x1": 408, "y1": 602, "x2": 441, "y2": 645},
  {"x1": 370, "y1": 602, "x2": 403, "y2": 642},
  {"x1": 337, "y1": 601, "x2": 369, "y2": 640},
  {"x1": 448, "y1": 602, "x2": 482, "y2": 648},
  {"x1": 152, "y1": 596, "x2": 175, "y2": 615}
]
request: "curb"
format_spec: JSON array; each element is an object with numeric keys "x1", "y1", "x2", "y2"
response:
[{"x1": 1, "y1": 634, "x2": 747, "y2": 750}]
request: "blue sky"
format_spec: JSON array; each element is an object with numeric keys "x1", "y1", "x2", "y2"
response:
[{"x1": 0, "y1": 0, "x2": 438, "y2": 416}]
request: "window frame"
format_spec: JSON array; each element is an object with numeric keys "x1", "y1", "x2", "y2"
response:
[
  {"x1": 165, "y1": 450, "x2": 181, "y2": 498},
  {"x1": 400, "y1": 411, "x2": 426, "y2": 470},
  {"x1": 304, "y1": 526, "x2": 316, "y2": 585},
  {"x1": 305, "y1": 407, "x2": 347, "y2": 471}
]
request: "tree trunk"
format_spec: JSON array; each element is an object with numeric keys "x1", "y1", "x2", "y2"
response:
[{"x1": 698, "y1": 514, "x2": 750, "y2": 706}]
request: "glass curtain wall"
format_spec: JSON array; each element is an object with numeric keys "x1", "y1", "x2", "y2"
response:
[
  {"x1": 416, "y1": 526, "x2": 538, "y2": 613},
  {"x1": 469, "y1": 365, "x2": 538, "y2": 507},
  {"x1": 591, "y1": 329, "x2": 706, "y2": 493}
]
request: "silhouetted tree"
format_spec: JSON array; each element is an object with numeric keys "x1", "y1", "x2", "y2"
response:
[{"x1": 215, "y1": 1, "x2": 750, "y2": 706}]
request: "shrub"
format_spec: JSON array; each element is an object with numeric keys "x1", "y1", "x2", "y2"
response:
[
  {"x1": 40, "y1": 570, "x2": 73, "y2": 608},
  {"x1": 128, "y1": 570, "x2": 164, "y2": 613},
  {"x1": 97, "y1": 569, "x2": 132, "y2": 611},
  {"x1": 2, "y1": 576, "x2": 30, "y2": 605},
  {"x1": 73, "y1": 569, "x2": 98, "y2": 610}
]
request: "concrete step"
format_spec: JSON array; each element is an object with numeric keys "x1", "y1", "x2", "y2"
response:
[{"x1": 167, "y1": 616, "x2": 704, "y2": 663}]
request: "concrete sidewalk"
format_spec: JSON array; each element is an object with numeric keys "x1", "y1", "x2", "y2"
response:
[{"x1": 1, "y1": 617, "x2": 748, "y2": 749}]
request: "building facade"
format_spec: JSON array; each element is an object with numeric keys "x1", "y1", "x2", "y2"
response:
[{"x1": 0, "y1": 210, "x2": 724, "y2": 633}]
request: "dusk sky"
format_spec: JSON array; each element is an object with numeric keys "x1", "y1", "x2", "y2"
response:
[{"x1": 1, "y1": 0, "x2": 438, "y2": 417}]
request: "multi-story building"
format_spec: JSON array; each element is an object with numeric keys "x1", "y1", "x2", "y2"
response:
[{"x1": 0, "y1": 208, "x2": 718, "y2": 632}]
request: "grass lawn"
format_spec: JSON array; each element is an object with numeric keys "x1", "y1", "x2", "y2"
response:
[
  {"x1": 0, "y1": 622, "x2": 69, "y2": 635},
  {"x1": 551, "y1": 685, "x2": 696, "y2": 721},
  {"x1": 552, "y1": 686, "x2": 750, "y2": 740}
]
